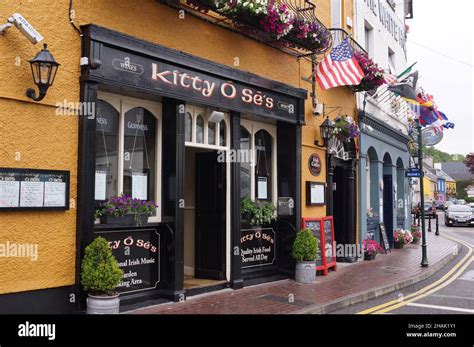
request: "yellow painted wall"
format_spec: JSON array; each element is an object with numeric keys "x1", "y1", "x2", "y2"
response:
[
  {"x1": 0, "y1": 0, "x2": 341, "y2": 294},
  {"x1": 301, "y1": 0, "x2": 357, "y2": 221},
  {"x1": 423, "y1": 177, "x2": 436, "y2": 202}
]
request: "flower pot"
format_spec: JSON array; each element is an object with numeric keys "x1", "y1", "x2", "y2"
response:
[
  {"x1": 364, "y1": 253, "x2": 376, "y2": 261},
  {"x1": 86, "y1": 293, "x2": 120, "y2": 314},
  {"x1": 393, "y1": 241, "x2": 404, "y2": 249},
  {"x1": 100, "y1": 213, "x2": 148, "y2": 226},
  {"x1": 295, "y1": 261, "x2": 316, "y2": 284}
]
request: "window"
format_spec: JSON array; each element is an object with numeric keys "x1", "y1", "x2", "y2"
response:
[
  {"x1": 184, "y1": 105, "x2": 229, "y2": 149},
  {"x1": 364, "y1": 21, "x2": 374, "y2": 56},
  {"x1": 240, "y1": 119, "x2": 277, "y2": 204},
  {"x1": 95, "y1": 93, "x2": 162, "y2": 221},
  {"x1": 255, "y1": 130, "x2": 272, "y2": 201},
  {"x1": 95, "y1": 100, "x2": 119, "y2": 200},
  {"x1": 196, "y1": 114, "x2": 204, "y2": 144},
  {"x1": 123, "y1": 107, "x2": 156, "y2": 201},
  {"x1": 331, "y1": 0, "x2": 342, "y2": 28},
  {"x1": 240, "y1": 126, "x2": 251, "y2": 199},
  {"x1": 185, "y1": 112, "x2": 193, "y2": 142},
  {"x1": 388, "y1": 48, "x2": 396, "y2": 74},
  {"x1": 208, "y1": 122, "x2": 216, "y2": 145}
]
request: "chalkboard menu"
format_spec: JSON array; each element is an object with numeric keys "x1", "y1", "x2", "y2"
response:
[
  {"x1": 379, "y1": 223, "x2": 391, "y2": 254},
  {"x1": 302, "y1": 217, "x2": 337, "y2": 275},
  {"x1": 0, "y1": 168, "x2": 69, "y2": 210},
  {"x1": 301, "y1": 219, "x2": 323, "y2": 267},
  {"x1": 323, "y1": 218, "x2": 335, "y2": 264},
  {"x1": 241, "y1": 228, "x2": 276, "y2": 268},
  {"x1": 96, "y1": 229, "x2": 160, "y2": 294}
]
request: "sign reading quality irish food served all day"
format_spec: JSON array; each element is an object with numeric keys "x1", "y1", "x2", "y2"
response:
[
  {"x1": 0, "y1": 168, "x2": 69, "y2": 210},
  {"x1": 241, "y1": 228, "x2": 276, "y2": 268}
]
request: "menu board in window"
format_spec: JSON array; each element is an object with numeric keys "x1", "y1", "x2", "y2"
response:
[
  {"x1": 301, "y1": 218, "x2": 323, "y2": 268},
  {"x1": 0, "y1": 168, "x2": 69, "y2": 210}
]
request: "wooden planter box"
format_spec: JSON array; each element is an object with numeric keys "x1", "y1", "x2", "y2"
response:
[
  {"x1": 364, "y1": 253, "x2": 376, "y2": 261},
  {"x1": 99, "y1": 214, "x2": 148, "y2": 226},
  {"x1": 393, "y1": 241, "x2": 404, "y2": 249}
]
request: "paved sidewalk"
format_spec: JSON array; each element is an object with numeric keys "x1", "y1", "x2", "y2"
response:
[{"x1": 131, "y1": 231, "x2": 459, "y2": 314}]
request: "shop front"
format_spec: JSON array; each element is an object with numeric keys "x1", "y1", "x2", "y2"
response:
[
  {"x1": 76, "y1": 24, "x2": 306, "y2": 309},
  {"x1": 358, "y1": 112, "x2": 411, "y2": 247}
]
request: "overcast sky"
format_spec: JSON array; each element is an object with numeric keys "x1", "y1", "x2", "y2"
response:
[{"x1": 406, "y1": 0, "x2": 473, "y2": 155}]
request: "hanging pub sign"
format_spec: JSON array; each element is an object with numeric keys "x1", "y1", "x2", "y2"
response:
[
  {"x1": 301, "y1": 217, "x2": 337, "y2": 275},
  {"x1": 96, "y1": 229, "x2": 160, "y2": 294},
  {"x1": 240, "y1": 228, "x2": 276, "y2": 268},
  {"x1": 421, "y1": 126, "x2": 443, "y2": 146},
  {"x1": 90, "y1": 44, "x2": 301, "y2": 123},
  {"x1": 308, "y1": 153, "x2": 322, "y2": 176},
  {"x1": 0, "y1": 168, "x2": 69, "y2": 210}
]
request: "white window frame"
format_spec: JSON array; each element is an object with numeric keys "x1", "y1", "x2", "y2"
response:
[
  {"x1": 97, "y1": 91, "x2": 162, "y2": 223},
  {"x1": 240, "y1": 118, "x2": 278, "y2": 208},
  {"x1": 185, "y1": 104, "x2": 230, "y2": 151}
]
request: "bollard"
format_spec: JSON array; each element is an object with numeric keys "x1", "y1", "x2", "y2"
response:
[
  {"x1": 428, "y1": 215, "x2": 432, "y2": 232},
  {"x1": 435, "y1": 214, "x2": 439, "y2": 235}
]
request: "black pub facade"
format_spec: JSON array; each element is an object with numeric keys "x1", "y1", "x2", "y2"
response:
[{"x1": 77, "y1": 25, "x2": 306, "y2": 309}]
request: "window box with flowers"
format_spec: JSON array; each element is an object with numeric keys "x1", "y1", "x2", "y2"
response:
[
  {"x1": 240, "y1": 197, "x2": 277, "y2": 227},
  {"x1": 332, "y1": 115, "x2": 360, "y2": 143},
  {"x1": 351, "y1": 52, "x2": 385, "y2": 92},
  {"x1": 284, "y1": 17, "x2": 332, "y2": 54},
  {"x1": 363, "y1": 239, "x2": 382, "y2": 260},
  {"x1": 95, "y1": 195, "x2": 158, "y2": 227}
]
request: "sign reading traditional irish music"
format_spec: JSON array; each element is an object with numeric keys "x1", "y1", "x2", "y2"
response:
[
  {"x1": 95, "y1": 46, "x2": 300, "y2": 123},
  {"x1": 240, "y1": 228, "x2": 276, "y2": 268},
  {"x1": 0, "y1": 168, "x2": 69, "y2": 210},
  {"x1": 96, "y1": 229, "x2": 160, "y2": 294}
]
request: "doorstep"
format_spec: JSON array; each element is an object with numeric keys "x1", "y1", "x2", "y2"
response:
[{"x1": 129, "y1": 232, "x2": 459, "y2": 314}]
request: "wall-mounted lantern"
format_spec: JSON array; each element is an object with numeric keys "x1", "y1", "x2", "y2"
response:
[
  {"x1": 26, "y1": 44, "x2": 60, "y2": 101},
  {"x1": 315, "y1": 116, "x2": 334, "y2": 148}
]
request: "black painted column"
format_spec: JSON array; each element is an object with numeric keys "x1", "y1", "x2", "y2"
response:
[
  {"x1": 161, "y1": 97, "x2": 185, "y2": 301},
  {"x1": 346, "y1": 159, "x2": 357, "y2": 246},
  {"x1": 327, "y1": 155, "x2": 335, "y2": 216},
  {"x1": 75, "y1": 81, "x2": 98, "y2": 312},
  {"x1": 230, "y1": 111, "x2": 244, "y2": 289}
]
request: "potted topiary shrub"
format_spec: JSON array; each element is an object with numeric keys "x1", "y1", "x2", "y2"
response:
[
  {"x1": 292, "y1": 228, "x2": 318, "y2": 283},
  {"x1": 81, "y1": 237, "x2": 123, "y2": 314}
]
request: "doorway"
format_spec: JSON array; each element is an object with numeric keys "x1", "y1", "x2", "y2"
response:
[
  {"x1": 383, "y1": 174, "x2": 394, "y2": 246},
  {"x1": 183, "y1": 147, "x2": 227, "y2": 291}
]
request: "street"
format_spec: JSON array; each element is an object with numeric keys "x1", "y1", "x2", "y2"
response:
[{"x1": 332, "y1": 211, "x2": 474, "y2": 314}]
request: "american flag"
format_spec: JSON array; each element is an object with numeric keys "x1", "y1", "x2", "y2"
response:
[{"x1": 316, "y1": 38, "x2": 365, "y2": 91}]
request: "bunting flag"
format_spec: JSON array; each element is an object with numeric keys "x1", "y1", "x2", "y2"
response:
[
  {"x1": 387, "y1": 71, "x2": 419, "y2": 102},
  {"x1": 315, "y1": 38, "x2": 365, "y2": 91}
]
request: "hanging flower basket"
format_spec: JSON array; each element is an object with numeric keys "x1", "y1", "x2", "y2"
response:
[
  {"x1": 332, "y1": 115, "x2": 360, "y2": 143},
  {"x1": 259, "y1": 0, "x2": 294, "y2": 39},
  {"x1": 284, "y1": 17, "x2": 332, "y2": 54},
  {"x1": 351, "y1": 51, "x2": 385, "y2": 92}
]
